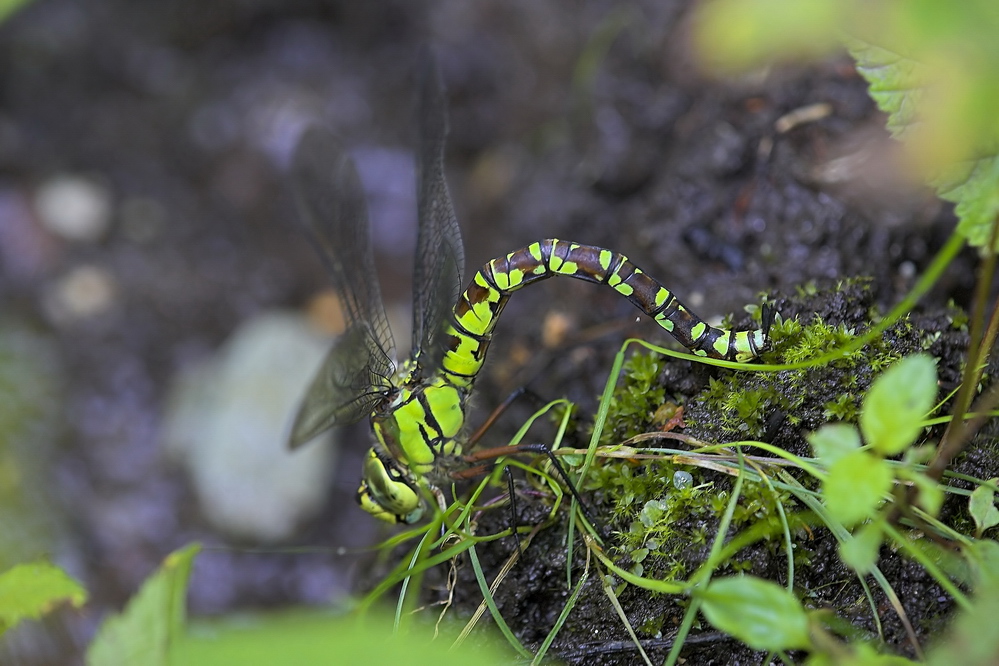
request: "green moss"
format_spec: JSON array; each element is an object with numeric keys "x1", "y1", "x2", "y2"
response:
[
  {"x1": 698, "y1": 296, "x2": 902, "y2": 441},
  {"x1": 594, "y1": 353, "x2": 666, "y2": 447},
  {"x1": 823, "y1": 393, "x2": 859, "y2": 421},
  {"x1": 576, "y1": 281, "x2": 927, "y2": 586},
  {"x1": 775, "y1": 316, "x2": 861, "y2": 367}
]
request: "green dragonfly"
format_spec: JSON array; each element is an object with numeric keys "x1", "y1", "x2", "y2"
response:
[{"x1": 288, "y1": 56, "x2": 772, "y2": 524}]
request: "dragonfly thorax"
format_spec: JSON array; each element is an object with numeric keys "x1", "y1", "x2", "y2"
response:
[
  {"x1": 357, "y1": 375, "x2": 468, "y2": 523},
  {"x1": 371, "y1": 377, "x2": 466, "y2": 474}
]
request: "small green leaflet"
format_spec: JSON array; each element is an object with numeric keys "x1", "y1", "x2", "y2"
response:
[
  {"x1": 860, "y1": 354, "x2": 937, "y2": 456},
  {"x1": 696, "y1": 576, "x2": 811, "y2": 651},
  {"x1": 0, "y1": 562, "x2": 86, "y2": 635},
  {"x1": 970, "y1": 480, "x2": 999, "y2": 538}
]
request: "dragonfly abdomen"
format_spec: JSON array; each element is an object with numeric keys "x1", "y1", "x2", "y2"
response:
[{"x1": 440, "y1": 239, "x2": 768, "y2": 387}]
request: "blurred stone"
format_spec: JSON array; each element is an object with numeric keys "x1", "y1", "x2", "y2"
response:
[
  {"x1": 43, "y1": 264, "x2": 118, "y2": 324},
  {"x1": 34, "y1": 175, "x2": 112, "y2": 242},
  {"x1": 162, "y1": 312, "x2": 336, "y2": 542}
]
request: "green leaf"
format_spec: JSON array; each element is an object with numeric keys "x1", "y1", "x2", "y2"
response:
[
  {"x1": 846, "y1": 35, "x2": 999, "y2": 251},
  {"x1": 910, "y1": 472, "x2": 945, "y2": 518},
  {"x1": 0, "y1": 562, "x2": 86, "y2": 634},
  {"x1": 693, "y1": 0, "x2": 845, "y2": 71},
  {"x1": 0, "y1": 0, "x2": 36, "y2": 24},
  {"x1": 86, "y1": 543, "x2": 200, "y2": 666},
  {"x1": 816, "y1": 643, "x2": 920, "y2": 665},
  {"x1": 170, "y1": 609, "x2": 514, "y2": 666},
  {"x1": 839, "y1": 521, "x2": 884, "y2": 575},
  {"x1": 808, "y1": 423, "x2": 862, "y2": 466},
  {"x1": 824, "y1": 450, "x2": 893, "y2": 526},
  {"x1": 965, "y1": 539, "x2": 999, "y2": 591},
  {"x1": 933, "y1": 156, "x2": 999, "y2": 251},
  {"x1": 926, "y1": 547, "x2": 999, "y2": 666},
  {"x1": 696, "y1": 576, "x2": 811, "y2": 651},
  {"x1": 843, "y1": 37, "x2": 928, "y2": 141},
  {"x1": 971, "y1": 481, "x2": 999, "y2": 536},
  {"x1": 860, "y1": 354, "x2": 937, "y2": 456}
]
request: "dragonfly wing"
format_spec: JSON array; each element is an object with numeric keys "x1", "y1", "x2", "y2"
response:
[
  {"x1": 411, "y1": 51, "x2": 465, "y2": 375},
  {"x1": 288, "y1": 128, "x2": 396, "y2": 448},
  {"x1": 289, "y1": 322, "x2": 391, "y2": 448}
]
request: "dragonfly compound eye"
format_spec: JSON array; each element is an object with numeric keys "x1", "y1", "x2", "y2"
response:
[{"x1": 356, "y1": 448, "x2": 425, "y2": 524}]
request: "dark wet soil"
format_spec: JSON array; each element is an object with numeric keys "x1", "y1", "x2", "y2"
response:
[{"x1": 0, "y1": 1, "x2": 989, "y2": 664}]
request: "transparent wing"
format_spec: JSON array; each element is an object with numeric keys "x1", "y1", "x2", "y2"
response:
[
  {"x1": 411, "y1": 51, "x2": 465, "y2": 375},
  {"x1": 288, "y1": 128, "x2": 396, "y2": 448}
]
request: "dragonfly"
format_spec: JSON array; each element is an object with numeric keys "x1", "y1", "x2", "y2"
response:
[{"x1": 288, "y1": 55, "x2": 773, "y2": 525}]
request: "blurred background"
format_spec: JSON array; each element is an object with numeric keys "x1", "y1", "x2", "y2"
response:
[{"x1": 0, "y1": 0, "x2": 968, "y2": 663}]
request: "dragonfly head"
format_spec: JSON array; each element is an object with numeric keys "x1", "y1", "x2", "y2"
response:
[{"x1": 356, "y1": 447, "x2": 425, "y2": 524}]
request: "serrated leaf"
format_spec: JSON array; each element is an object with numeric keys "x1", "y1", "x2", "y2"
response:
[
  {"x1": 847, "y1": 35, "x2": 999, "y2": 251},
  {"x1": 844, "y1": 37, "x2": 928, "y2": 140},
  {"x1": 970, "y1": 481, "x2": 999, "y2": 536},
  {"x1": 808, "y1": 423, "x2": 862, "y2": 466},
  {"x1": 0, "y1": 562, "x2": 86, "y2": 634},
  {"x1": 824, "y1": 450, "x2": 893, "y2": 526},
  {"x1": 86, "y1": 543, "x2": 200, "y2": 666},
  {"x1": 935, "y1": 157, "x2": 999, "y2": 250},
  {"x1": 697, "y1": 576, "x2": 811, "y2": 651},
  {"x1": 861, "y1": 354, "x2": 937, "y2": 456}
]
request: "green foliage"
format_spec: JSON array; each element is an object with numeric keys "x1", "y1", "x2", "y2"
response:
[
  {"x1": 74, "y1": 541, "x2": 513, "y2": 665},
  {"x1": 595, "y1": 352, "x2": 665, "y2": 447},
  {"x1": 699, "y1": 371, "x2": 791, "y2": 439},
  {"x1": 87, "y1": 544, "x2": 200, "y2": 666},
  {"x1": 0, "y1": 324, "x2": 65, "y2": 569},
  {"x1": 823, "y1": 393, "x2": 859, "y2": 421},
  {"x1": 809, "y1": 422, "x2": 861, "y2": 464},
  {"x1": 699, "y1": 308, "x2": 899, "y2": 441},
  {"x1": 693, "y1": 0, "x2": 999, "y2": 251},
  {"x1": 860, "y1": 354, "x2": 937, "y2": 456},
  {"x1": 969, "y1": 480, "x2": 999, "y2": 538},
  {"x1": 808, "y1": 354, "x2": 939, "y2": 559},
  {"x1": 823, "y1": 451, "x2": 893, "y2": 528},
  {"x1": 776, "y1": 317, "x2": 861, "y2": 367},
  {"x1": 845, "y1": 34, "x2": 999, "y2": 251},
  {"x1": 925, "y1": 539, "x2": 999, "y2": 666},
  {"x1": 697, "y1": 576, "x2": 811, "y2": 651},
  {"x1": 838, "y1": 520, "x2": 886, "y2": 575},
  {"x1": 808, "y1": 644, "x2": 918, "y2": 666},
  {"x1": 597, "y1": 458, "x2": 795, "y2": 581},
  {"x1": 0, "y1": 562, "x2": 86, "y2": 635},
  {"x1": 171, "y1": 611, "x2": 513, "y2": 666},
  {"x1": 0, "y1": 0, "x2": 34, "y2": 24},
  {"x1": 599, "y1": 466, "x2": 711, "y2": 580}
]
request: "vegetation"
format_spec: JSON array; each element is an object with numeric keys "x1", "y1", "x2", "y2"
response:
[{"x1": 5, "y1": 0, "x2": 999, "y2": 663}]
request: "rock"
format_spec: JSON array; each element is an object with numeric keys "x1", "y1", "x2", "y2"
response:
[
  {"x1": 162, "y1": 312, "x2": 337, "y2": 542},
  {"x1": 34, "y1": 175, "x2": 112, "y2": 242}
]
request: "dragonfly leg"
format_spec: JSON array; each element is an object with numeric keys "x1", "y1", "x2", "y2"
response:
[
  {"x1": 503, "y1": 465, "x2": 524, "y2": 559},
  {"x1": 465, "y1": 386, "x2": 528, "y2": 447},
  {"x1": 458, "y1": 442, "x2": 603, "y2": 538}
]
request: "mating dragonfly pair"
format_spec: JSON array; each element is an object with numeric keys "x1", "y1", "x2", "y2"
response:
[{"x1": 287, "y1": 55, "x2": 772, "y2": 525}]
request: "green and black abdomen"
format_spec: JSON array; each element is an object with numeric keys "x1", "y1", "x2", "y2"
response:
[{"x1": 440, "y1": 239, "x2": 769, "y2": 387}]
